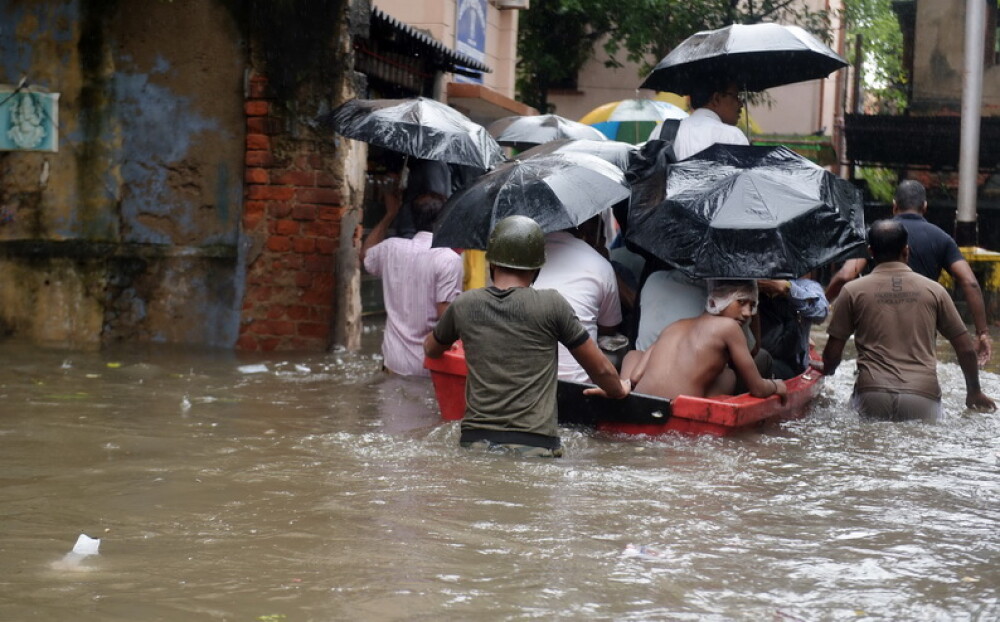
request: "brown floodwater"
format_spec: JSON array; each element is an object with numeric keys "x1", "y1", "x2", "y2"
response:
[{"x1": 1, "y1": 322, "x2": 998, "y2": 621}]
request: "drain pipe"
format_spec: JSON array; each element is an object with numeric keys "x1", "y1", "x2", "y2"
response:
[{"x1": 956, "y1": 0, "x2": 986, "y2": 247}]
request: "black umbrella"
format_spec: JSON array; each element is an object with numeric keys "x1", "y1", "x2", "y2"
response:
[
  {"x1": 487, "y1": 114, "x2": 608, "y2": 150},
  {"x1": 432, "y1": 152, "x2": 630, "y2": 250},
  {"x1": 517, "y1": 138, "x2": 637, "y2": 171},
  {"x1": 639, "y1": 23, "x2": 848, "y2": 94},
  {"x1": 625, "y1": 144, "x2": 866, "y2": 279},
  {"x1": 319, "y1": 97, "x2": 505, "y2": 170}
]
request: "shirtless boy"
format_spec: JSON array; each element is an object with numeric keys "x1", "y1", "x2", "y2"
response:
[{"x1": 621, "y1": 280, "x2": 787, "y2": 402}]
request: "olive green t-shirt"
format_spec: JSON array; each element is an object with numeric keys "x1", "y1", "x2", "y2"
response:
[
  {"x1": 433, "y1": 286, "x2": 589, "y2": 439},
  {"x1": 827, "y1": 262, "x2": 968, "y2": 400}
]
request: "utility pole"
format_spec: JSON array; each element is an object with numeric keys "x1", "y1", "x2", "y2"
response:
[{"x1": 956, "y1": 0, "x2": 987, "y2": 246}]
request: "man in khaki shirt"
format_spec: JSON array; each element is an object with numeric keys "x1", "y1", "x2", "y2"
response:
[{"x1": 822, "y1": 220, "x2": 995, "y2": 422}]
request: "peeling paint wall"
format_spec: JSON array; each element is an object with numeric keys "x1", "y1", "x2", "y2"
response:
[
  {"x1": 0, "y1": 0, "x2": 246, "y2": 347},
  {"x1": 912, "y1": 0, "x2": 1000, "y2": 114}
]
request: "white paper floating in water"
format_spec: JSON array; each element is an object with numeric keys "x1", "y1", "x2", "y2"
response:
[
  {"x1": 237, "y1": 364, "x2": 269, "y2": 374},
  {"x1": 52, "y1": 533, "x2": 101, "y2": 571},
  {"x1": 72, "y1": 533, "x2": 101, "y2": 555}
]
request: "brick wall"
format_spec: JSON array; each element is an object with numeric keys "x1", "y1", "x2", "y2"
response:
[{"x1": 237, "y1": 74, "x2": 348, "y2": 351}]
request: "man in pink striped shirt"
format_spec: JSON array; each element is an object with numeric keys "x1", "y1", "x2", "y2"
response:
[{"x1": 362, "y1": 190, "x2": 463, "y2": 376}]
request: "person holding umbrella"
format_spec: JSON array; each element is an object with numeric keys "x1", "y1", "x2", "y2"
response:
[
  {"x1": 640, "y1": 22, "x2": 849, "y2": 159},
  {"x1": 424, "y1": 216, "x2": 630, "y2": 458},
  {"x1": 672, "y1": 77, "x2": 749, "y2": 160},
  {"x1": 362, "y1": 187, "x2": 464, "y2": 377}
]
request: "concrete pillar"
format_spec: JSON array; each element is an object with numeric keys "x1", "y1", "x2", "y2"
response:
[{"x1": 956, "y1": 0, "x2": 987, "y2": 246}]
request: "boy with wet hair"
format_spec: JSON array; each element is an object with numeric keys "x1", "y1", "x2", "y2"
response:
[{"x1": 621, "y1": 279, "x2": 787, "y2": 402}]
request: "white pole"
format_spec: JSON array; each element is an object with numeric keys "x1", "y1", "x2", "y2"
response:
[{"x1": 956, "y1": 0, "x2": 986, "y2": 245}]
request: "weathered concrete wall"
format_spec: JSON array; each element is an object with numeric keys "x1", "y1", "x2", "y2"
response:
[
  {"x1": 911, "y1": 0, "x2": 1000, "y2": 115},
  {"x1": 0, "y1": 0, "x2": 365, "y2": 351},
  {"x1": 0, "y1": 0, "x2": 246, "y2": 347}
]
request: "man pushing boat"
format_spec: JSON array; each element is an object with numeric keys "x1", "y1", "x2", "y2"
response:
[
  {"x1": 424, "y1": 215, "x2": 630, "y2": 457},
  {"x1": 617, "y1": 279, "x2": 787, "y2": 403}
]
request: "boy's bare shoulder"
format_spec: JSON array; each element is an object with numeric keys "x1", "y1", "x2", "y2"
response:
[{"x1": 696, "y1": 314, "x2": 744, "y2": 335}]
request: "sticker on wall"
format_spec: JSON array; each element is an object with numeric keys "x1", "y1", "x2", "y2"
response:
[{"x1": 0, "y1": 89, "x2": 59, "y2": 152}]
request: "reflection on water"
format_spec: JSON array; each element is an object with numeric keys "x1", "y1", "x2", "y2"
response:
[{"x1": 1, "y1": 325, "x2": 998, "y2": 621}]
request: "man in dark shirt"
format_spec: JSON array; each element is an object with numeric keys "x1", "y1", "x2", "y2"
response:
[{"x1": 825, "y1": 180, "x2": 991, "y2": 366}]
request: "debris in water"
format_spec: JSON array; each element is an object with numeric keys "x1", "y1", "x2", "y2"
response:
[
  {"x1": 622, "y1": 543, "x2": 664, "y2": 559},
  {"x1": 238, "y1": 364, "x2": 269, "y2": 374},
  {"x1": 51, "y1": 533, "x2": 101, "y2": 571},
  {"x1": 72, "y1": 534, "x2": 100, "y2": 555}
]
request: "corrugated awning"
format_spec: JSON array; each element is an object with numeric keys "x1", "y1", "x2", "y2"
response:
[{"x1": 370, "y1": 7, "x2": 491, "y2": 77}]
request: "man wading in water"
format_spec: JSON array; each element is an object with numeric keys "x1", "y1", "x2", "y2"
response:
[
  {"x1": 823, "y1": 219, "x2": 995, "y2": 422},
  {"x1": 424, "y1": 216, "x2": 630, "y2": 457}
]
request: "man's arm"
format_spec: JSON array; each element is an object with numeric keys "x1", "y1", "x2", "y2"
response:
[
  {"x1": 825, "y1": 258, "x2": 868, "y2": 303},
  {"x1": 725, "y1": 323, "x2": 787, "y2": 403},
  {"x1": 788, "y1": 279, "x2": 829, "y2": 320},
  {"x1": 947, "y1": 259, "x2": 992, "y2": 366},
  {"x1": 597, "y1": 268, "x2": 623, "y2": 336},
  {"x1": 423, "y1": 331, "x2": 451, "y2": 359},
  {"x1": 360, "y1": 189, "x2": 401, "y2": 264},
  {"x1": 758, "y1": 279, "x2": 828, "y2": 321},
  {"x1": 822, "y1": 336, "x2": 847, "y2": 377},
  {"x1": 573, "y1": 339, "x2": 630, "y2": 399},
  {"x1": 948, "y1": 332, "x2": 996, "y2": 411}
]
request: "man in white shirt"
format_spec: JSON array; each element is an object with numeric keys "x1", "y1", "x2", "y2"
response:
[
  {"x1": 362, "y1": 190, "x2": 463, "y2": 376},
  {"x1": 637, "y1": 76, "x2": 753, "y2": 358},
  {"x1": 673, "y1": 78, "x2": 749, "y2": 160},
  {"x1": 532, "y1": 217, "x2": 622, "y2": 383}
]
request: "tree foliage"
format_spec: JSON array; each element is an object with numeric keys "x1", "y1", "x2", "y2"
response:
[
  {"x1": 516, "y1": 0, "x2": 832, "y2": 112},
  {"x1": 842, "y1": 0, "x2": 906, "y2": 113}
]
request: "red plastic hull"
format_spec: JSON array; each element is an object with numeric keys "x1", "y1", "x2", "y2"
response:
[{"x1": 424, "y1": 342, "x2": 823, "y2": 437}]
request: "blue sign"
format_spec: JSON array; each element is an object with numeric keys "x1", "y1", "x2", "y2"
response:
[{"x1": 455, "y1": 0, "x2": 487, "y2": 84}]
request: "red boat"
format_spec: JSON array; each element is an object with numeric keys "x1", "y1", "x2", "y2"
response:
[{"x1": 424, "y1": 341, "x2": 823, "y2": 437}]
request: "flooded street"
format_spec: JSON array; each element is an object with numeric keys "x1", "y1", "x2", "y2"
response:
[{"x1": 1, "y1": 324, "x2": 999, "y2": 621}]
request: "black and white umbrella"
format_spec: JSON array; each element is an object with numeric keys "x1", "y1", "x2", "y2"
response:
[
  {"x1": 433, "y1": 152, "x2": 630, "y2": 250},
  {"x1": 320, "y1": 97, "x2": 505, "y2": 170},
  {"x1": 487, "y1": 114, "x2": 608, "y2": 151},
  {"x1": 626, "y1": 144, "x2": 866, "y2": 279},
  {"x1": 639, "y1": 23, "x2": 848, "y2": 94}
]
